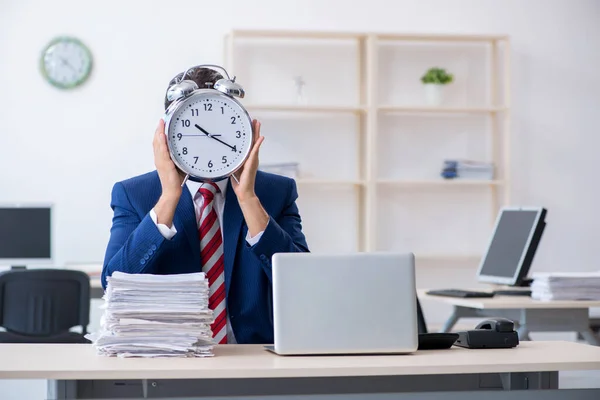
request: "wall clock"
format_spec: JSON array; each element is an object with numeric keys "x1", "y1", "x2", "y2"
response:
[{"x1": 40, "y1": 36, "x2": 93, "y2": 89}]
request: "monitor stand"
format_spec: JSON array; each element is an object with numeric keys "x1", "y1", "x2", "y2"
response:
[{"x1": 487, "y1": 278, "x2": 534, "y2": 297}]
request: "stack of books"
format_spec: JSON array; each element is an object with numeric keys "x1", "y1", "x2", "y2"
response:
[
  {"x1": 531, "y1": 272, "x2": 600, "y2": 301},
  {"x1": 86, "y1": 272, "x2": 215, "y2": 358},
  {"x1": 441, "y1": 159, "x2": 494, "y2": 180}
]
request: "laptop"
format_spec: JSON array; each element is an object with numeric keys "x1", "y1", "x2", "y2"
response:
[{"x1": 267, "y1": 252, "x2": 419, "y2": 355}]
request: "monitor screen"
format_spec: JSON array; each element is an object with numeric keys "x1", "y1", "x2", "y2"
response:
[
  {"x1": 0, "y1": 207, "x2": 51, "y2": 260},
  {"x1": 477, "y1": 208, "x2": 544, "y2": 282}
]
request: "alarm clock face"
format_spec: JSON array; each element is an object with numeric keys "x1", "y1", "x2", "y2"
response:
[{"x1": 166, "y1": 90, "x2": 253, "y2": 181}]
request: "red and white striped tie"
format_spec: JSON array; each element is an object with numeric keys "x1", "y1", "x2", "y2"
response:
[{"x1": 196, "y1": 183, "x2": 227, "y2": 344}]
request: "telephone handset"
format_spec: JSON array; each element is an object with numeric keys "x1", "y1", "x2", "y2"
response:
[
  {"x1": 454, "y1": 318, "x2": 520, "y2": 349},
  {"x1": 475, "y1": 318, "x2": 515, "y2": 332}
]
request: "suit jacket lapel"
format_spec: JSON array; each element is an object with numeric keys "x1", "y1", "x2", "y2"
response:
[
  {"x1": 223, "y1": 180, "x2": 243, "y2": 296},
  {"x1": 174, "y1": 184, "x2": 201, "y2": 266}
]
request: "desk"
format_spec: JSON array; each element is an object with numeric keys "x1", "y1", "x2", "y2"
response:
[
  {"x1": 89, "y1": 277, "x2": 103, "y2": 299},
  {"x1": 419, "y1": 289, "x2": 600, "y2": 346},
  {"x1": 1, "y1": 342, "x2": 599, "y2": 399}
]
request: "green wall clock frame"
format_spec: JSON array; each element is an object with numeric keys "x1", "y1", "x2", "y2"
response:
[{"x1": 40, "y1": 36, "x2": 93, "y2": 89}]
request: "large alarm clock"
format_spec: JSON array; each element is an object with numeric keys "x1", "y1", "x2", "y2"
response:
[{"x1": 163, "y1": 65, "x2": 253, "y2": 183}]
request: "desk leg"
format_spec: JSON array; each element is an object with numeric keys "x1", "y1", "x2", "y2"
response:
[
  {"x1": 579, "y1": 328, "x2": 600, "y2": 346},
  {"x1": 441, "y1": 307, "x2": 461, "y2": 332},
  {"x1": 517, "y1": 326, "x2": 531, "y2": 341},
  {"x1": 47, "y1": 380, "x2": 77, "y2": 400}
]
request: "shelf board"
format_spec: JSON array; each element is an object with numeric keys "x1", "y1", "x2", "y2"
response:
[
  {"x1": 378, "y1": 105, "x2": 507, "y2": 114},
  {"x1": 296, "y1": 179, "x2": 365, "y2": 186},
  {"x1": 378, "y1": 179, "x2": 504, "y2": 186},
  {"x1": 231, "y1": 30, "x2": 365, "y2": 40},
  {"x1": 377, "y1": 33, "x2": 508, "y2": 42},
  {"x1": 245, "y1": 104, "x2": 365, "y2": 113},
  {"x1": 230, "y1": 30, "x2": 508, "y2": 42}
]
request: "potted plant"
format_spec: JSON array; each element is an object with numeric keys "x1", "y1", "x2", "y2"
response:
[{"x1": 420, "y1": 67, "x2": 454, "y2": 106}]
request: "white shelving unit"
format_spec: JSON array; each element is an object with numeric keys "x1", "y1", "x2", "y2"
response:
[{"x1": 225, "y1": 30, "x2": 510, "y2": 258}]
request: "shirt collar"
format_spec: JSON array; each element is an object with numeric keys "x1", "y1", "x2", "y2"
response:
[{"x1": 186, "y1": 178, "x2": 228, "y2": 198}]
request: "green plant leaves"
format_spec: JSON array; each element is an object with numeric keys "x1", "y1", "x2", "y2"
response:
[{"x1": 421, "y1": 67, "x2": 454, "y2": 85}]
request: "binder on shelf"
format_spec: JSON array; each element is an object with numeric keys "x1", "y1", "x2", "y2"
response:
[{"x1": 441, "y1": 159, "x2": 495, "y2": 180}]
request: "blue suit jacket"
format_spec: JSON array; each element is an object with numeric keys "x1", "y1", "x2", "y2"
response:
[{"x1": 101, "y1": 170, "x2": 309, "y2": 344}]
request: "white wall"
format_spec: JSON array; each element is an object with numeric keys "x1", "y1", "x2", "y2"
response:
[{"x1": 1, "y1": 1, "x2": 599, "y2": 398}]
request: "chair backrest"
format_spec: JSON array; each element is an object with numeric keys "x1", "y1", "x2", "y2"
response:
[{"x1": 0, "y1": 269, "x2": 90, "y2": 336}]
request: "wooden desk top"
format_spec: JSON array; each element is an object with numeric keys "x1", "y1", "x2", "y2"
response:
[
  {"x1": 418, "y1": 289, "x2": 600, "y2": 309},
  {"x1": 1, "y1": 342, "x2": 599, "y2": 380}
]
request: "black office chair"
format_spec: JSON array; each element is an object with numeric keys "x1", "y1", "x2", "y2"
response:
[
  {"x1": 416, "y1": 297, "x2": 428, "y2": 334},
  {"x1": 0, "y1": 269, "x2": 91, "y2": 343}
]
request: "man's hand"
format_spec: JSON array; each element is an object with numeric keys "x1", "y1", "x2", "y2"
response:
[
  {"x1": 153, "y1": 119, "x2": 184, "y2": 227},
  {"x1": 231, "y1": 119, "x2": 269, "y2": 237},
  {"x1": 231, "y1": 119, "x2": 265, "y2": 202}
]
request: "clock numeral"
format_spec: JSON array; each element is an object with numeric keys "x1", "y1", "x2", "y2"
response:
[
  {"x1": 183, "y1": 147, "x2": 188, "y2": 155},
  {"x1": 230, "y1": 116, "x2": 236, "y2": 125},
  {"x1": 204, "y1": 103, "x2": 213, "y2": 112},
  {"x1": 177, "y1": 133, "x2": 182, "y2": 140},
  {"x1": 208, "y1": 160, "x2": 213, "y2": 168},
  {"x1": 221, "y1": 107, "x2": 224, "y2": 114},
  {"x1": 236, "y1": 131, "x2": 241, "y2": 138},
  {"x1": 191, "y1": 109, "x2": 199, "y2": 116},
  {"x1": 231, "y1": 145, "x2": 237, "y2": 152},
  {"x1": 222, "y1": 156, "x2": 227, "y2": 164},
  {"x1": 181, "y1": 119, "x2": 190, "y2": 127},
  {"x1": 193, "y1": 156, "x2": 199, "y2": 164}
]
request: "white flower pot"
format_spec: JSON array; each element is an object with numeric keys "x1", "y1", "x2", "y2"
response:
[{"x1": 424, "y1": 83, "x2": 444, "y2": 106}]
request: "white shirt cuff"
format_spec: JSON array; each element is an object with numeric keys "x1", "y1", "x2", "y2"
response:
[
  {"x1": 149, "y1": 208, "x2": 177, "y2": 240},
  {"x1": 245, "y1": 219, "x2": 268, "y2": 246}
]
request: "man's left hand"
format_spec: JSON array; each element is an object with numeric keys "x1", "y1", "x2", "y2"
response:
[
  {"x1": 231, "y1": 119, "x2": 269, "y2": 238},
  {"x1": 231, "y1": 119, "x2": 265, "y2": 202}
]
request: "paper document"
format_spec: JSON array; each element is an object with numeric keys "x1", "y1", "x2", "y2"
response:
[
  {"x1": 86, "y1": 271, "x2": 215, "y2": 357},
  {"x1": 531, "y1": 271, "x2": 600, "y2": 301}
]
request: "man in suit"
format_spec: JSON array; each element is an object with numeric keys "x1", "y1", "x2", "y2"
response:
[{"x1": 101, "y1": 67, "x2": 309, "y2": 345}]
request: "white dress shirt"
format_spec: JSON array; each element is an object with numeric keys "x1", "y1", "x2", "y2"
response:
[{"x1": 149, "y1": 178, "x2": 265, "y2": 344}]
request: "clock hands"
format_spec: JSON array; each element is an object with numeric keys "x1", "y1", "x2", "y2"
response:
[
  {"x1": 194, "y1": 124, "x2": 237, "y2": 152},
  {"x1": 194, "y1": 124, "x2": 210, "y2": 136},
  {"x1": 58, "y1": 57, "x2": 76, "y2": 72}
]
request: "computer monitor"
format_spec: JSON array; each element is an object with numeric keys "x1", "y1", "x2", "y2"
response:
[
  {"x1": 0, "y1": 205, "x2": 52, "y2": 268},
  {"x1": 476, "y1": 206, "x2": 547, "y2": 286}
]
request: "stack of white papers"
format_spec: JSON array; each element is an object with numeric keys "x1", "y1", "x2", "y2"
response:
[
  {"x1": 86, "y1": 271, "x2": 214, "y2": 358},
  {"x1": 531, "y1": 271, "x2": 600, "y2": 301}
]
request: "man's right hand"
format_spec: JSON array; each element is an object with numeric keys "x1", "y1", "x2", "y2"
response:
[{"x1": 153, "y1": 118, "x2": 183, "y2": 227}]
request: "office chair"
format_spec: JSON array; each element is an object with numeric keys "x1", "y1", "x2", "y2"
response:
[
  {"x1": 416, "y1": 297, "x2": 428, "y2": 334},
  {"x1": 0, "y1": 269, "x2": 91, "y2": 343}
]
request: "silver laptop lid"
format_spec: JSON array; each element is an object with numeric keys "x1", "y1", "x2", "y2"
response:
[{"x1": 271, "y1": 252, "x2": 418, "y2": 355}]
